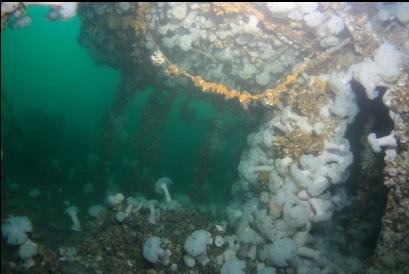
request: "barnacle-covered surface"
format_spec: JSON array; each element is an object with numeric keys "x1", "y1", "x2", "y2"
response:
[
  {"x1": 78, "y1": 2, "x2": 358, "y2": 109},
  {"x1": 358, "y1": 71, "x2": 409, "y2": 274},
  {"x1": 273, "y1": 129, "x2": 325, "y2": 159},
  {"x1": 147, "y1": 3, "x2": 311, "y2": 93}
]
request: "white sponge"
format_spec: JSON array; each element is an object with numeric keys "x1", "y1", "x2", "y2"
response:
[
  {"x1": 221, "y1": 259, "x2": 246, "y2": 274},
  {"x1": 1, "y1": 216, "x2": 32, "y2": 245},
  {"x1": 374, "y1": 42, "x2": 404, "y2": 82},
  {"x1": 266, "y1": 3, "x2": 296, "y2": 18},
  {"x1": 143, "y1": 236, "x2": 171, "y2": 265},
  {"x1": 326, "y1": 15, "x2": 345, "y2": 35},
  {"x1": 352, "y1": 42, "x2": 404, "y2": 99},
  {"x1": 304, "y1": 11, "x2": 323, "y2": 28},
  {"x1": 184, "y1": 230, "x2": 210, "y2": 257},
  {"x1": 396, "y1": 3, "x2": 409, "y2": 23},
  {"x1": 18, "y1": 239, "x2": 38, "y2": 259},
  {"x1": 260, "y1": 238, "x2": 297, "y2": 267}
]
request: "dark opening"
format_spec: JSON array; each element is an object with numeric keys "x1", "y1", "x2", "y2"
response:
[{"x1": 339, "y1": 80, "x2": 392, "y2": 257}]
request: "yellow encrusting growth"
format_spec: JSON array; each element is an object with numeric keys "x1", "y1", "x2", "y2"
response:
[
  {"x1": 212, "y1": 3, "x2": 250, "y2": 16},
  {"x1": 273, "y1": 129, "x2": 325, "y2": 160},
  {"x1": 293, "y1": 78, "x2": 329, "y2": 121},
  {"x1": 133, "y1": 2, "x2": 150, "y2": 34},
  {"x1": 257, "y1": 170, "x2": 270, "y2": 189},
  {"x1": 153, "y1": 51, "x2": 311, "y2": 109},
  {"x1": 138, "y1": 2, "x2": 350, "y2": 110}
]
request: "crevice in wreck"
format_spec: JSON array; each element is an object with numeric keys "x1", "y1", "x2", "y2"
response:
[{"x1": 333, "y1": 80, "x2": 394, "y2": 259}]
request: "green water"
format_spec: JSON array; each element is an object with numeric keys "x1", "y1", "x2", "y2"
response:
[
  {"x1": 1, "y1": 7, "x2": 244, "y2": 220},
  {"x1": 1, "y1": 8, "x2": 120, "y2": 133}
]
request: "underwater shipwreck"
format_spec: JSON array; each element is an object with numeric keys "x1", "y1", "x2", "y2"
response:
[{"x1": 1, "y1": 2, "x2": 409, "y2": 274}]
